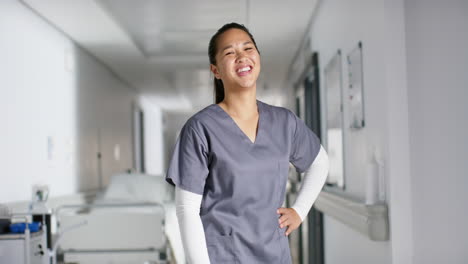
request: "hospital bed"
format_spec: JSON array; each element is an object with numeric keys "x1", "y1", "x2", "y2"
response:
[{"x1": 54, "y1": 173, "x2": 185, "y2": 264}]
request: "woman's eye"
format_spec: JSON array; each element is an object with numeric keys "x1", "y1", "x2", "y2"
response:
[
  {"x1": 245, "y1": 47, "x2": 253, "y2": 51},
  {"x1": 225, "y1": 51, "x2": 234, "y2": 55}
]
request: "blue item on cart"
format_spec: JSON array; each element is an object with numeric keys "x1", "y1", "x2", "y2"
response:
[{"x1": 9, "y1": 222, "x2": 41, "y2": 233}]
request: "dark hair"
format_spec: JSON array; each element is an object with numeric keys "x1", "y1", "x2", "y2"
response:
[{"x1": 208, "y1": 22, "x2": 260, "y2": 104}]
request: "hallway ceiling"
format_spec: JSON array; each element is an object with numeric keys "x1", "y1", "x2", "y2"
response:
[{"x1": 23, "y1": 0, "x2": 318, "y2": 111}]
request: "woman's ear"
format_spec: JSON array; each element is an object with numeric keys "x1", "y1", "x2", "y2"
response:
[{"x1": 210, "y1": 64, "x2": 221, "y2": 79}]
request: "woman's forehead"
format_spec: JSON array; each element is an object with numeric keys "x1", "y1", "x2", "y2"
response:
[{"x1": 217, "y1": 29, "x2": 253, "y2": 49}]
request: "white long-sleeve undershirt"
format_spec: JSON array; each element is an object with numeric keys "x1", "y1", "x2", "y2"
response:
[
  {"x1": 291, "y1": 145, "x2": 330, "y2": 221},
  {"x1": 175, "y1": 185, "x2": 210, "y2": 264},
  {"x1": 175, "y1": 145, "x2": 329, "y2": 264}
]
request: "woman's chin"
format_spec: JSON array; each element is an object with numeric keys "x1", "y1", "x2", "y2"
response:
[
  {"x1": 238, "y1": 82, "x2": 257, "y2": 91},
  {"x1": 236, "y1": 78, "x2": 257, "y2": 89},
  {"x1": 225, "y1": 78, "x2": 257, "y2": 91}
]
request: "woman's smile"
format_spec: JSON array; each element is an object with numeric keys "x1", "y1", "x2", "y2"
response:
[{"x1": 236, "y1": 65, "x2": 253, "y2": 77}]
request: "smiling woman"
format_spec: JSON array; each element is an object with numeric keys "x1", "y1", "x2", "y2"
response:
[{"x1": 166, "y1": 22, "x2": 327, "y2": 264}]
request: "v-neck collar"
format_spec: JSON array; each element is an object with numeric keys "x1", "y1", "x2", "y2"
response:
[{"x1": 213, "y1": 99, "x2": 263, "y2": 146}]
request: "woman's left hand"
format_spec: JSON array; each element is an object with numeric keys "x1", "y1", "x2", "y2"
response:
[{"x1": 276, "y1": 207, "x2": 302, "y2": 236}]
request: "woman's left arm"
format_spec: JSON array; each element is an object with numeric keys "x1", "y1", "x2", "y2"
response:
[{"x1": 278, "y1": 145, "x2": 329, "y2": 235}]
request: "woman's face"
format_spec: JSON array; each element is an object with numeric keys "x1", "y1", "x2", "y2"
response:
[{"x1": 210, "y1": 28, "x2": 261, "y2": 91}]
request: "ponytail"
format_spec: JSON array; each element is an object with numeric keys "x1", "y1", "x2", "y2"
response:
[{"x1": 214, "y1": 78, "x2": 224, "y2": 104}]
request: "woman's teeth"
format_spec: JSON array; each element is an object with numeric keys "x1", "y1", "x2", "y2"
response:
[{"x1": 238, "y1": 66, "x2": 251, "y2": 73}]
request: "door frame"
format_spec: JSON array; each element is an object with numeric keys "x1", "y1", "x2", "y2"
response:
[{"x1": 294, "y1": 52, "x2": 324, "y2": 264}]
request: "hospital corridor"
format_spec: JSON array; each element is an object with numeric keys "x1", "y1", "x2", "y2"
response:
[{"x1": 1, "y1": 0, "x2": 467, "y2": 263}]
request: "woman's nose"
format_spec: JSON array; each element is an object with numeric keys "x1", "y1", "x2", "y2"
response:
[{"x1": 236, "y1": 52, "x2": 247, "y2": 63}]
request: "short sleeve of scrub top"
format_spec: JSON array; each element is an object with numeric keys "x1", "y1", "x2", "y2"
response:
[
  {"x1": 288, "y1": 111, "x2": 321, "y2": 173},
  {"x1": 165, "y1": 122, "x2": 209, "y2": 195}
]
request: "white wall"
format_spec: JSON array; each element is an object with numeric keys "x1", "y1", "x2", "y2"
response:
[
  {"x1": 308, "y1": 0, "x2": 468, "y2": 263},
  {"x1": 307, "y1": 0, "x2": 413, "y2": 263},
  {"x1": 0, "y1": 0, "x2": 136, "y2": 203},
  {"x1": 405, "y1": 1, "x2": 468, "y2": 263}
]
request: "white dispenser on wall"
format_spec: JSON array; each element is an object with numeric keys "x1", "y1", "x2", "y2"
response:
[{"x1": 365, "y1": 146, "x2": 385, "y2": 205}]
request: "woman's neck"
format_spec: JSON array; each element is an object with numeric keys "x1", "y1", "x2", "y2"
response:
[{"x1": 218, "y1": 91, "x2": 258, "y2": 119}]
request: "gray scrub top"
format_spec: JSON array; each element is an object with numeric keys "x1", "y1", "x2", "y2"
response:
[{"x1": 166, "y1": 99, "x2": 321, "y2": 264}]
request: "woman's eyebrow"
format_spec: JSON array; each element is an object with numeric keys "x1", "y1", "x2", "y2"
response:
[
  {"x1": 221, "y1": 41, "x2": 253, "y2": 52},
  {"x1": 221, "y1": 45, "x2": 233, "y2": 52}
]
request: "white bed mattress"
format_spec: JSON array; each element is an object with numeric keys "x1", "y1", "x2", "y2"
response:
[{"x1": 57, "y1": 173, "x2": 186, "y2": 264}]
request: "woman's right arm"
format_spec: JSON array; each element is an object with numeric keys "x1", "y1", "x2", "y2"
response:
[{"x1": 175, "y1": 186, "x2": 211, "y2": 264}]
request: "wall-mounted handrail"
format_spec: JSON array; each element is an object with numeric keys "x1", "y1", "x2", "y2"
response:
[{"x1": 314, "y1": 188, "x2": 389, "y2": 241}]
